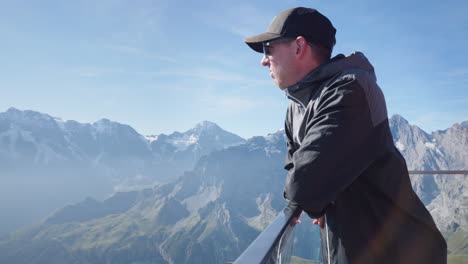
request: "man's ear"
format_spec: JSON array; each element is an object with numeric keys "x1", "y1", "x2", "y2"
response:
[
  {"x1": 295, "y1": 36, "x2": 308, "y2": 57},
  {"x1": 295, "y1": 38, "x2": 301, "y2": 55}
]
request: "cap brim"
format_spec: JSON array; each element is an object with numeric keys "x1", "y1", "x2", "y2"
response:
[{"x1": 244, "y1": 32, "x2": 282, "y2": 53}]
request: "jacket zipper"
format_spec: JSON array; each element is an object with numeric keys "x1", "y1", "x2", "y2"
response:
[{"x1": 285, "y1": 89, "x2": 306, "y2": 110}]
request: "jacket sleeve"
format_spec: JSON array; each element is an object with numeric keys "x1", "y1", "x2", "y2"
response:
[
  {"x1": 284, "y1": 75, "x2": 383, "y2": 218},
  {"x1": 284, "y1": 111, "x2": 296, "y2": 171}
]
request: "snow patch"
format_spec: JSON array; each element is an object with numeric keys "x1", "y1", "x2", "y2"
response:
[
  {"x1": 264, "y1": 146, "x2": 281, "y2": 156},
  {"x1": 169, "y1": 134, "x2": 199, "y2": 151},
  {"x1": 145, "y1": 135, "x2": 159, "y2": 142},
  {"x1": 265, "y1": 129, "x2": 285, "y2": 142},
  {"x1": 425, "y1": 142, "x2": 445, "y2": 157},
  {"x1": 222, "y1": 140, "x2": 245, "y2": 149},
  {"x1": 395, "y1": 141, "x2": 405, "y2": 151}
]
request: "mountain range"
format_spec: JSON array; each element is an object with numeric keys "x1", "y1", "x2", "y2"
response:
[
  {"x1": 0, "y1": 108, "x2": 466, "y2": 263},
  {"x1": 0, "y1": 107, "x2": 245, "y2": 235}
]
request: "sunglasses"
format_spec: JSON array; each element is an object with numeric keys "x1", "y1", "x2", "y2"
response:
[{"x1": 262, "y1": 38, "x2": 295, "y2": 55}]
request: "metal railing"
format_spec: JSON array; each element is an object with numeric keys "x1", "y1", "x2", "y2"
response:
[
  {"x1": 232, "y1": 171, "x2": 467, "y2": 264},
  {"x1": 408, "y1": 170, "x2": 468, "y2": 174},
  {"x1": 233, "y1": 204, "x2": 302, "y2": 264}
]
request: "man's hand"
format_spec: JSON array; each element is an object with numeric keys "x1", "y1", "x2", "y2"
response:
[
  {"x1": 291, "y1": 214, "x2": 324, "y2": 229},
  {"x1": 313, "y1": 216, "x2": 325, "y2": 228},
  {"x1": 292, "y1": 211, "x2": 303, "y2": 225}
]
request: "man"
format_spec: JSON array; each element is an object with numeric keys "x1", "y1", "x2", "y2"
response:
[{"x1": 244, "y1": 7, "x2": 447, "y2": 264}]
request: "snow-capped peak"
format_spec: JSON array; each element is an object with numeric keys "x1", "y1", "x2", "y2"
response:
[{"x1": 191, "y1": 121, "x2": 221, "y2": 134}]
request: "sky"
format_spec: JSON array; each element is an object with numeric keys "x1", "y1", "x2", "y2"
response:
[{"x1": 1, "y1": 0, "x2": 467, "y2": 138}]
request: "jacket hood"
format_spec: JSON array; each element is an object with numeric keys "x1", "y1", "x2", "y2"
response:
[{"x1": 285, "y1": 52, "x2": 377, "y2": 104}]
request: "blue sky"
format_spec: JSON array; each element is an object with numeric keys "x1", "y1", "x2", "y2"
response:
[{"x1": 1, "y1": 0, "x2": 467, "y2": 138}]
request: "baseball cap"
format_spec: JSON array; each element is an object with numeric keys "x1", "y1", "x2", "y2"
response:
[{"x1": 244, "y1": 7, "x2": 336, "y2": 53}]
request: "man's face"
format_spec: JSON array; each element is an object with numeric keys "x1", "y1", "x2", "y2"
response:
[{"x1": 261, "y1": 39, "x2": 298, "y2": 90}]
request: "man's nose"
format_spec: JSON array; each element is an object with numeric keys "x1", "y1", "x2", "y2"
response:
[{"x1": 261, "y1": 55, "x2": 270, "y2": 67}]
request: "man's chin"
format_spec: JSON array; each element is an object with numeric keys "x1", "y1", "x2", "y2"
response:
[
  {"x1": 274, "y1": 80, "x2": 285, "y2": 90},
  {"x1": 277, "y1": 82, "x2": 287, "y2": 90}
]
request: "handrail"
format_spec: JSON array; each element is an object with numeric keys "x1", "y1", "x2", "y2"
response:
[
  {"x1": 233, "y1": 204, "x2": 302, "y2": 264},
  {"x1": 408, "y1": 170, "x2": 468, "y2": 174}
]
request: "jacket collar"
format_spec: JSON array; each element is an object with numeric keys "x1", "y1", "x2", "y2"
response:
[{"x1": 284, "y1": 54, "x2": 346, "y2": 108}]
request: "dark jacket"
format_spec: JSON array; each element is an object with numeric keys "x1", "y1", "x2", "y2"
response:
[{"x1": 283, "y1": 52, "x2": 447, "y2": 264}]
